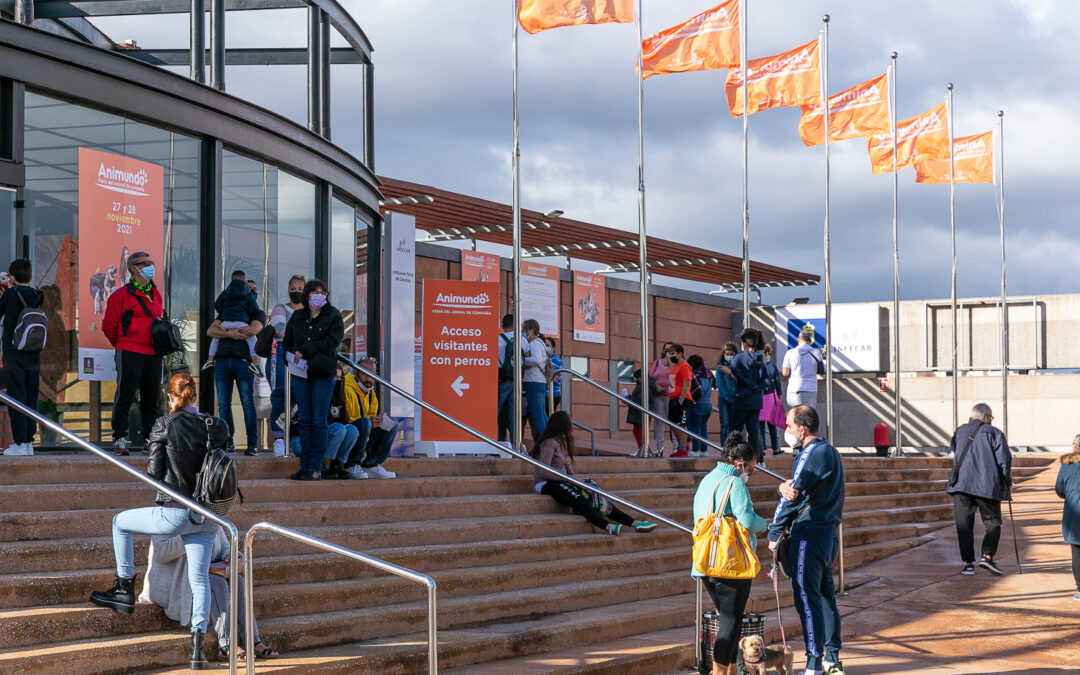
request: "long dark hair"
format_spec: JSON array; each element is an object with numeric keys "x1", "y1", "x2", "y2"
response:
[
  {"x1": 723, "y1": 430, "x2": 761, "y2": 465},
  {"x1": 533, "y1": 411, "x2": 576, "y2": 466}
]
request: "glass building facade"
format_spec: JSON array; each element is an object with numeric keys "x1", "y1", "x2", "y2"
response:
[{"x1": 0, "y1": 21, "x2": 381, "y2": 445}]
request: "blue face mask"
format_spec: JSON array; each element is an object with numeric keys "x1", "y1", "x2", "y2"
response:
[
  {"x1": 141, "y1": 265, "x2": 156, "y2": 280},
  {"x1": 724, "y1": 354, "x2": 733, "y2": 364}
]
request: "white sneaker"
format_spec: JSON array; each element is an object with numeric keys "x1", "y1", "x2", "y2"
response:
[
  {"x1": 364, "y1": 464, "x2": 396, "y2": 479},
  {"x1": 344, "y1": 465, "x2": 368, "y2": 479},
  {"x1": 3, "y1": 443, "x2": 32, "y2": 456},
  {"x1": 273, "y1": 439, "x2": 285, "y2": 457}
]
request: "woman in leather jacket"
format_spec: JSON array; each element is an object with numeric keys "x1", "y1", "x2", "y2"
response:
[
  {"x1": 89, "y1": 372, "x2": 229, "y2": 670},
  {"x1": 283, "y1": 278, "x2": 345, "y2": 481}
]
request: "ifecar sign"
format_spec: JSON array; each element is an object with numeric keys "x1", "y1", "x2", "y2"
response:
[{"x1": 421, "y1": 280, "x2": 499, "y2": 441}]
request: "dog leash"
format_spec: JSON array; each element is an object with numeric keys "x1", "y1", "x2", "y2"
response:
[{"x1": 769, "y1": 550, "x2": 787, "y2": 648}]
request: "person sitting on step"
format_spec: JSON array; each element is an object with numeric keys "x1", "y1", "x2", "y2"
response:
[
  {"x1": 533, "y1": 411, "x2": 656, "y2": 535},
  {"x1": 89, "y1": 372, "x2": 230, "y2": 671},
  {"x1": 140, "y1": 526, "x2": 279, "y2": 662}
]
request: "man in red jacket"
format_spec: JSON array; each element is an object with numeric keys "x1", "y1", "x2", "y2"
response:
[{"x1": 102, "y1": 251, "x2": 163, "y2": 456}]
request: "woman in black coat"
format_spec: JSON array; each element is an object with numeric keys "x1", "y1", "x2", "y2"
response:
[{"x1": 283, "y1": 278, "x2": 345, "y2": 480}]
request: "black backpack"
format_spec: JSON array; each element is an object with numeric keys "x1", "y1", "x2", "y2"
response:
[
  {"x1": 191, "y1": 417, "x2": 243, "y2": 518},
  {"x1": 498, "y1": 333, "x2": 515, "y2": 383},
  {"x1": 12, "y1": 291, "x2": 47, "y2": 352}
]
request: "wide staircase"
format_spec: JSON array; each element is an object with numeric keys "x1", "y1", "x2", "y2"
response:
[{"x1": 0, "y1": 452, "x2": 1055, "y2": 673}]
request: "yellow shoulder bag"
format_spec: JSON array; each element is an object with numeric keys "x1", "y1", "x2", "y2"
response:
[{"x1": 691, "y1": 476, "x2": 761, "y2": 579}]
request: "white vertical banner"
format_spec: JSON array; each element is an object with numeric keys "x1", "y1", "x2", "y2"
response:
[{"x1": 383, "y1": 211, "x2": 416, "y2": 418}]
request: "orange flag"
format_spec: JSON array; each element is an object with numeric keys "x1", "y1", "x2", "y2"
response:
[
  {"x1": 866, "y1": 102, "x2": 949, "y2": 174},
  {"x1": 798, "y1": 73, "x2": 890, "y2": 147},
  {"x1": 640, "y1": 0, "x2": 740, "y2": 79},
  {"x1": 725, "y1": 39, "x2": 821, "y2": 117},
  {"x1": 914, "y1": 131, "x2": 994, "y2": 184},
  {"x1": 518, "y1": 0, "x2": 633, "y2": 34}
]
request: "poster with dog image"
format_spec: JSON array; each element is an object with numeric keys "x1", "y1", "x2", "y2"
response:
[{"x1": 77, "y1": 147, "x2": 164, "y2": 381}]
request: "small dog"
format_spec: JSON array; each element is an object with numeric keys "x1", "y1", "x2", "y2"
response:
[
  {"x1": 738, "y1": 634, "x2": 794, "y2": 675},
  {"x1": 88, "y1": 264, "x2": 119, "y2": 315}
]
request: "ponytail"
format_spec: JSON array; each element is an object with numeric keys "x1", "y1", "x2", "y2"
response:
[{"x1": 166, "y1": 372, "x2": 197, "y2": 413}]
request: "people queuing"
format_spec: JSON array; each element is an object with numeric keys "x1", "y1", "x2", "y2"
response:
[
  {"x1": 269, "y1": 274, "x2": 307, "y2": 456},
  {"x1": 89, "y1": 373, "x2": 229, "y2": 670},
  {"x1": 0, "y1": 259, "x2": 44, "y2": 456},
  {"x1": 544, "y1": 336, "x2": 563, "y2": 410},
  {"x1": 769, "y1": 405, "x2": 846, "y2": 675},
  {"x1": 534, "y1": 411, "x2": 656, "y2": 535},
  {"x1": 692, "y1": 432, "x2": 769, "y2": 675},
  {"x1": 665, "y1": 343, "x2": 693, "y2": 458},
  {"x1": 728, "y1": 329, "x2": 767, "y2": 454},
  {"x1": 947, "y1": 403, "x2": 1012, "y2": 576},
  {"x1": 648, "y1": 341, "x2": 675, "y2": 456},
  {"x1": 759, "y1": 343, "x2": 786, "y2": 455},
  {"x1": 521, "y1": 318, "x2": 550, "y2": 439},
  {"x1": 686, "y1": 354, "x2": 714, "y2": 458},
  {"x1": 283, "y1": 279, "x2": 344, "y2": 481},
  {"x1": 714, "y1": 342, "x2": 738, "y2": 444}
]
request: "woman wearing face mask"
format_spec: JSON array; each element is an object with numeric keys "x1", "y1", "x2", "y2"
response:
[
  {"x1": 268, "y1": 274, "x2": 306, "y2": 456},
  {"x1": 521, "y1": 319, "x2": 550, "y2": 437},
  {"x1": 715, "y1": 343, "x2": 739, "y2": 442},
  {"x1": 691, "y1": 432, "x2": 769, "y2": 675},
  {"x1": 648, "y1": 341, "x2": 675, "y2": 456},
  {"x1": 283, "y1": 279, "x2": 344, "y2": 480}
]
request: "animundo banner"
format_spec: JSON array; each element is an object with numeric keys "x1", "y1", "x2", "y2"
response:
[{"x1": 77, "y1": 147, "x2": 164, "y2": 381}]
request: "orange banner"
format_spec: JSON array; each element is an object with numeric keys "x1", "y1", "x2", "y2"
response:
[
  {"x1": 77, "y1": 147, "x2": 164, "y2": 381},
  {"x1": 914, "y1": 131, "x2": 994, "y2": 184},
  {"x1": 798, "y1": 73, "x2": 890, "y2": 147},
  {"x1": 420, "y1": 280, "x2": 499, "y2": 441},
  {"x1": 640, "y1": 0, "x2": 739, "y2": 79},
  {"x1": 572, "y1": 271, "x2": 606, "y2": 344},
  {"x1": 459, "y1": 250, "x2": 501, "y2": 283},
  {"x1": 726, "y1": 38, "x2": 821, "y2": 116},
  {"x1": 866, "y1": 102, "x2": 949, "y2": 174},
  {"x1": 518, "y1": 0, "x2": 633, "y2": 34}
]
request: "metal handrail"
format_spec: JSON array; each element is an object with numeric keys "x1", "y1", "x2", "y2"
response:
[
  {"x1": 552, "y1": 368, "x2": 787, "y2": 483},
  {"x1": 335, "y1": 354, "x2": 689, "y2": 534},
  {"x1": 243, "y1": 522, "x2": 437, "y2": 674},
  {"x1": 573, "y1": 420, "x2": 596, "y2": 456},
  {"x1": 0, "y1": 391, "x2": 241, "y2": 675}
]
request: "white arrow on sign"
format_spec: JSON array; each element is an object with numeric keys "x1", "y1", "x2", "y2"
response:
[{"x1": 451, "y1": 375, "x2": 470, "y2": 397}]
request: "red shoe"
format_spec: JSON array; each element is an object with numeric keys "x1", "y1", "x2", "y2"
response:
[{"x1": 669, "y1": 448, "x2": 690, "y2": 458}]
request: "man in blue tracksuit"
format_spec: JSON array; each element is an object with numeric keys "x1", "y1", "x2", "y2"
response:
[{"x1": 768, "y1": 405, "x2": 846, "y2": 675}]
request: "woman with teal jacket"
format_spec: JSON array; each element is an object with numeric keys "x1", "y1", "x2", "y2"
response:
[{"x1": 692, "y1": 432, "x2": 769, "y2": 675}]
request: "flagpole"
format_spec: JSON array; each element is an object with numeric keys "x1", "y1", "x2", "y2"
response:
[
  {"x1": 739, "y1": 0, "x2": 750, "y2": 322},
  {"x1": 890, "y1": 51, "x2": 901, "y2": 455},
  {"x1": 512, "y1": 1, "x2": 523, "y2": 454},
  {"x1": 821, "y1": 15, "x2": 833, "y2": 441},
  {"x1": 947, "y1": 83, "x2": 957, "y2": 432},
  {"x1": 997, "y1": 110, "x2": 1008, "y2": 442},
  {"x1": 635, "y1": 0, "x2": 651, "y2": 457}
]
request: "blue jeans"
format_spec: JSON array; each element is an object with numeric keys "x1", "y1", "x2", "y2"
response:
[
  {"x1": 269, "y1": 346, "x2": 287, "y2": 439},
  {"x1": 3, "y1": 351, "x2": 40, "y2": 444},
  {"x1": 347, "y1": 416, "x2": 399, "y2": 468},
  {"x1": 292, "y1": 375, "x2": 335, "y2": 472},
  {"x1": 687, "y1": 408, "x2": 710, "y2": 452},
  {"x1": 717, "y1": 401, "x2": 732, "y2": 443},
  {"x1": 113, "y1": 506, "x2": 217, "y2": 632},
  {"x1": 524, "y1": 381, "x2": 549, "y2": 437},
  {"x1": 325, "y1": 422, "x2": 360, "y2": 463},
  {"x1": 497, "y1": 380, "x2": 514, "y2": 442},
  {"x1": 214, "y1": 357, "x2": 256, "y2": 447}
]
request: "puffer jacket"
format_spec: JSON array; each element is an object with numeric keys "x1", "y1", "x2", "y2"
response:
[
  {"x1": 283, "y1": 305, "x2": 345, "y2": 379},
  {"x1": 146, "y1": 410, "x2": 230, "y2": 505}
]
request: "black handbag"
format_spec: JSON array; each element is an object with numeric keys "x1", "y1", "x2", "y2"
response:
[
  {"x1": 133, "y1": 292, "x2": 184, "y2": 356},
  {"x1": 254, "y1": 324, "x2": 276, "y2": 359}
]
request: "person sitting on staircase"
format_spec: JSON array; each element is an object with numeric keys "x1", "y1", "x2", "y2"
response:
[
  {"x1": 533, "y1": 411, "x2": 657, "y2": 535},
  {"x1": 89, "y1": 372, "x2": 229, "y2": 671},
  {"x1": 140, "y1": 526, "x2": 279, "y2": 662}
]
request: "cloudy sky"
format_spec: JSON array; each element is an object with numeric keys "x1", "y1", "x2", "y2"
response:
[{"x1": 97, "y1": 1, "x2": 1080, "y2": 306}]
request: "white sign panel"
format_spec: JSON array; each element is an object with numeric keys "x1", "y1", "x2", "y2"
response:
[
  {"x1": 775, "y1": 302, "x2": 881, "y2": 373},
  {"x1": 520, "y1": 261, "x2": 560, "y2": 336},
  {"x1": 384, "y1": 211, "x2": 415, "y2": 417}
]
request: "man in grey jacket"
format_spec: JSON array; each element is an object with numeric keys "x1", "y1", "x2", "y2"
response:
[{"x1": 947, "y1": 403, "x2": 1012, "y2": 576}]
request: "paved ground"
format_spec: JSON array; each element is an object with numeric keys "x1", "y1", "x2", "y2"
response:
[{"x1": 832, "y1": 461, "x2": 1078, "y2": 674}]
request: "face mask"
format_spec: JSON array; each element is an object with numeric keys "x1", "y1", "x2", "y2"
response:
[
  {"x1": 739, "y1": 472, "x2": 750, "y2": 484},
  {"x1": 546, "y1": 346, "x2": 554, "y2": 355},
  {"x1": 358, "y1": 380, "x2": 373, "y2": 392},
  {"x1": 724, "y1": 354, "x2": 733, "y2": 364},
  {"x1": 784, "y1": 431, "x2": 802, "y2": 450},
  {"x1": 309, "y1": 293, "x2": 327, "y2": 308},
  {"x1": 250, "y1": 291, "x2": 258, "y2": 300},
  {"x1": 140, "y1": 265, "x2": 155, "y2": 280},
  {"x1": 669, "y1": 355, "x2": 679, "y2": 363},
  {"x1": 289, "y1": 290, "x2": 303, "y2": 304}
]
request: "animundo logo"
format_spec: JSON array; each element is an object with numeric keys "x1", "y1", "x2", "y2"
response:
[
  {"x1": 433, "y1": 292, "x2": 491, "y2": 310},
  {"x1": 96, "y1": 163, "x2": 151, "y2": 197}
]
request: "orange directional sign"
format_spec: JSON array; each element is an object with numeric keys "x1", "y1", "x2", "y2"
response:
[{"x1": 421, "y1": 280, "x2": 499, "y2": 441}]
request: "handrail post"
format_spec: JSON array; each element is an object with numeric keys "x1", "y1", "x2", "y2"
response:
[
  {"x1": 695, "y1": 578, "x2": 703, "y2": 665},
  {"x1": 835, "y1": 522, "x2": 847, "y2": 596},
  {"x1": 0, "y1": 391, "x2": 240, "y2": 675},
  {"x1": 245, "y1": 522, "x2": 437, "y2": 673},
  {"x1": 547, "y1": 379, "x2": 554, "y2": 416}
]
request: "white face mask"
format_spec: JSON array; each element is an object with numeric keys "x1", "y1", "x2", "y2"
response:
[
  {"x1": 785, "y1": 431, "x2": 801, "y2": 450},
  {"x1": 739, "y1": 471, "x2": 750, "y2": 484}
]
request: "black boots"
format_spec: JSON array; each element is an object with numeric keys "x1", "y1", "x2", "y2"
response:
[
  {"x1": 190, "y1": 630, "x2": 208, "y2": 670},
  {"x1": 88, "y1": 576, "x2": 135, "y2": 614}
]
